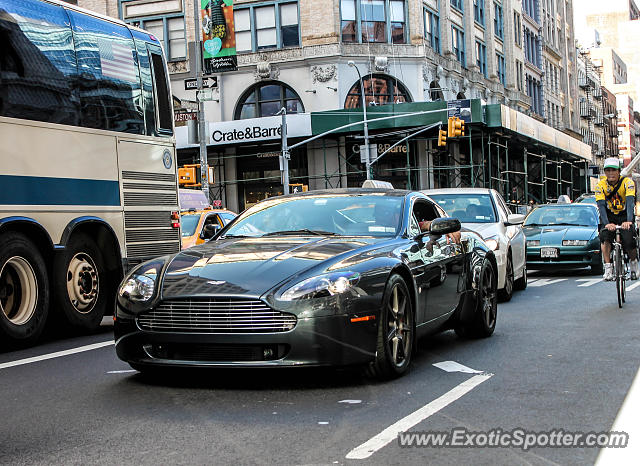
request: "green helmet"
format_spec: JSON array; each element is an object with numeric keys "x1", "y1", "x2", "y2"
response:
[{"x1": 603, "y1": 157, "x2": 621, "y2": 170}]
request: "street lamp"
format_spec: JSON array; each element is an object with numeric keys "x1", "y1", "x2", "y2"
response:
[{"x1": 348, "y1": 60, "x2": 372, "y2": 180}]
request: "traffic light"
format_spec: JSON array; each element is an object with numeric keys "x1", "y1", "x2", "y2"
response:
[
  {"x1": 289, "y1": 183, "x2": 308, "y2": 193},
  {"x1": 457, "y1": 118, "x2": 465, "y2": 137},
  {"x1": 437, "y1": 129, "x2": 448, "y2": 147},
  {"x1": 447, "y1": 117, "x2": 465, "y2": 138},
  {"x1": 178, "y1": 164, "x2": 201, "y2": 187},
  {"x1": 447, "y1": 116, "x2": 455, "y2": 138}
]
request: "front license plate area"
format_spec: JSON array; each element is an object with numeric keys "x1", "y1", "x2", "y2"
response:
[{"x1": 540, "y1": 247, "x2": 559, "y2": 258}]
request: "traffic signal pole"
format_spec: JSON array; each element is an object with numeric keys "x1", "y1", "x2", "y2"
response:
[
  {"x1": 193, "y1": 0, "x2": 210, "y2": 201},
  {"x1": 279, "y1": 107, "x2": 290, "y2": 195}
]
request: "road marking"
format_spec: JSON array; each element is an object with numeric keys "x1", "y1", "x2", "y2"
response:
[
  {"x1": 107, "y1": 369, "x2": 136, "y2": 374},
  {"x1": 345, "y1": 363, "x2": 492, "y2": 460},
  {"x1": 0, "y1": 340, "x2": 114, "y2": 371},
  {"x1": 528, "y1": 278, "x2": 567, "y2": 287},
  {"x1": 627, "y1": 281, "x2": 640, "y2": 292},
  {"x1": 596, "y1": 366, "x2": 640, "y2": 465},
  {"x1": 577, "y1": 278, "x2": 604, "y2": 287},
  {"x1": 339, "y1": 400, "x2": 362, "y2": 404},
  {"x1": 432, "y1": 361, "x2": 483, "y2": 374}
]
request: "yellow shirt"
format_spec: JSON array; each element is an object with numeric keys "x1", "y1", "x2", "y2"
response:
[{"x1": 595, "y1": 177, "x2": 636, "y2": 215}]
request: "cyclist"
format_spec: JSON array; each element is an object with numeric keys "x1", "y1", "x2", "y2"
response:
[{"x1": 596, "y1": 158, "x2": 638, "y2": 281}]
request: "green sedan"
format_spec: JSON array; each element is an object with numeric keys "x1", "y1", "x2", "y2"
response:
[{"x1": 523, "y1": 204, "x2": 602, "y2": 273}]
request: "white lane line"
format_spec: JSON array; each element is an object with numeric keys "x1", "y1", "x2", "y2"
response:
[
  {"x1": 596, "y1": 366, "x2": 640, "y2": 465},
  {"x1": 577, "y1": 278, "x2": 604, "y2": 287},
  {"x1": 433, "y1": 360, "x2": 483, "y2": 374},
  {"x1": 107, "y1": 370, "x2": 136, "y2": 374},
  {"x1": 528, "y1": 278, "x2": 568, "y2": 287},
  {"x1": 0, "y1": 340, "x2": 114, "y2": 370},
  {"x1": 339, "y1": 400, "x2": 362, "y2": 404},
  {"x1": 345, "y1": 373, "x2": 493, "y2": 460},
  {"x1": 627, "y1": 281, "x2": 640, "y2": 292}
]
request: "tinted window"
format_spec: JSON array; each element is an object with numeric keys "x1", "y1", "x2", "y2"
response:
[
  {"x1": 429, "y1": 194, "x2": 497, "y2": 223},
  {"x1": 0, "y1": 0, "x2": 79, "y2": 125},
  {"x1": 149, "y1": 49, "x2": 172, "y2": 133},
  {"x1": 68, "y1": 10, "x2": 143, "y2": 134},
  {"x1": 132, "y1": 32, "x2": 155, "y2": 136}
]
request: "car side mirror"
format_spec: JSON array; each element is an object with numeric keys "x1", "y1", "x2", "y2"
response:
[
  {"x1": 430, "y1": 217, "x2": 461, "y2": 235},
  {"x1": 505, "y1": 214, "x2": 526, "y2": 226},
  {"x1": 201, "y1": 223, "x2": 221, "y2": 240}
]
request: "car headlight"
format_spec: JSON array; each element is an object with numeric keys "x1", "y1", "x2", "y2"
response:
[
  {"x1": 527, "y1": 240, "x2": 540, "y2": 247},
  {"x1": 280, "y1": 271, "x2": 360, "y2": 301},
  {"x1": 484, "y1": 237, "x2": 500, "y2": 251},
  {"x1": 118, "y1": 260, "x2": 164, "y2": 304},
  {"x1": 562, "y1": 240, "x2": 588, "y2": 246}
]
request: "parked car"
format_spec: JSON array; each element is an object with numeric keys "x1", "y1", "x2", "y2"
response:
[
  {"x1": 181, "y1": 209, "x2": 237, "y2": 249},
  {"x1": 115, "y1": 189, "x2": 498, "y2": 379},
  {"x1": 523, "y1": 204, "x2": 602, "y2": 273},
  {"x1": 424, "y1": 188, "x2": 527, "y2": 301}
]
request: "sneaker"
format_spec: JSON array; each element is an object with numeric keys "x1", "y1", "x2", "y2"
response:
[
  {"x1": 631, "y1": 260, "x2": 639, "y2": 280},
  {"x1": 603, "y1": 264, "x2": 614, "y2": 281}
]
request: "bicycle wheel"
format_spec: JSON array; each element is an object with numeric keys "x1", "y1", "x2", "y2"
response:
[{"x1": 615, "y1": 246, "x2": 623, "y2": 308}]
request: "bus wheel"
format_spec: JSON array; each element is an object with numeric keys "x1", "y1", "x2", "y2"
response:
[
  {"x1": 54, "y1": 233, "x2": 107, "y2": 330},
  {"x1": 0, "y1": 232, "x2": 49, "y2": 347}
]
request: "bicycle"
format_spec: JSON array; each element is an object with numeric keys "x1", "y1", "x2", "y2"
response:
[{"x1": 611, "y1": 226, "x2": 628, "y2": 308}]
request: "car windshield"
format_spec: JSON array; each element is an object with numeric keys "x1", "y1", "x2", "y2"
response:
[
  {"x1": 223, "y1": 194, "x2": 404, "y2": 238},
  {"x1": 524, "y1": 206, "x2": 598, "y2": 227},
  {"x1": 428, "y1": 194, "x2": 496, "y2": 223},
  {"x1": 181, "y1": 214, "x2": 201, "y2": 237}
]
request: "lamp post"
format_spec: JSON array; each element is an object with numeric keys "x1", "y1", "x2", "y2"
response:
[{"x1": 348, "y1": 61, "x2": 371, "y2": 180}]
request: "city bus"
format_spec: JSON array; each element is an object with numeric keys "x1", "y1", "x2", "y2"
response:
[{"x1": 0, "y1": 0, "x2": 181, "y2": 346}]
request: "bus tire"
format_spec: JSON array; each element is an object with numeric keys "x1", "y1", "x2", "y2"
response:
[
  {"x1": 0, "y1": 232, "x2": 50, "y2": 347},
  {"x1": 53, "y1": 233, "x2": 107, "y2": 330}
]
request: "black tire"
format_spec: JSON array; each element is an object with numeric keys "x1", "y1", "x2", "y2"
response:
[
  {"x1": 53, "y1": 233, "x2": 107, "y2": 329},
  {"x1": 455, "y1": 260, "x2": 498, "y2": 339},
  {"x1": 367, "y1": 274, "x2": 414, "y2": 380},
  {"x1": 513, "y1": 260, "x2": 527, "y2": 291},
  {"x1": 498, "y1": 253, "x2": 514, "y2": 302},
  {"x1": 0, "y1": 232, "x2": 49, "y2": 347},
  {"x1": 615, "y1": 246, "x2": 623, "y2": 309}
]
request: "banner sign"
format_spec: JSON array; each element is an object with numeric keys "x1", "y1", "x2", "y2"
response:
[
  {"x1": 209, "y1": 114, "x2": 312, "y2": 145},
  {"x1": 201, "y1": 0, "x2": 237, "y2": 73},
  {"x1": 447, "y1": 99, "x2": 472, "y2": 123}
]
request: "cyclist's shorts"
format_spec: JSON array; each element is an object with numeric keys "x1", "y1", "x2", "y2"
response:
[{"x1": 599, "y1": 212, "x2": 637, "y2": 251}]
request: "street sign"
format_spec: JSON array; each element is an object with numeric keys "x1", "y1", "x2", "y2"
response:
[
  {"x1": 174, "y1": 111, "x2": 197, "y2": 122},
  {"x1": 359, "y1": 144, "x2": 377, "y2": 163},
  {"x1": 184, "y1": 76, "x2": 218, "y2": 90},
  {"x1": 197, "y1": 89, "x2": 217, "y2": 102},
  {"x1": 447, "y1": 99, "x2": 472, "y2": 123}
]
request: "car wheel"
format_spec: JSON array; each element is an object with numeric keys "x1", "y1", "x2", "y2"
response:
[
  {"x1": 498, "y1": 253, "x2": 514, "y2": 302},
  {"x1": 53, "y1": 233, "x2": 107, "y2": 329},
  {"x1": 455, "y1": 260, "x2": 498, "y2": 339},
  {"x1": 514, "y1": 261, "x2": 527, "y2": 291},
  {"x1": 0, "y1": 232, "x2": 49, "y2": 347},
  {"x1": 367, "y1": 274, "x2": 414, "y2": 380}
]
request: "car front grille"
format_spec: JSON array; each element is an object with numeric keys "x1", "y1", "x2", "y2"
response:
[
  {"x1": 144, "y1": 343, "x2": 289, "y2": 361},
  {"x1": 136, "y1": 299, "x2": 297, "y2": 333}
]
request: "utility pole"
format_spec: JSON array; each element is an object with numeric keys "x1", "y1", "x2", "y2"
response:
[
  {"x1": 193, "y1": 0, "x2": 210, "y2": 201},
  {"x1": 348, "y1": 61, "x2": 371, "y2": 180},
  {"x1": 280, "y1": 107, "x2": 290, "y2": 194}
]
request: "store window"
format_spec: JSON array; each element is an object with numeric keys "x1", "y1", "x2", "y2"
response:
[
  {"x1": 344, "y1": 74, "x2": 412, "y2": 108},
  {"x1": 234, "y1": 1, "x2": 300, "y2": 52},
  {"x1": 340, "y1": 0, "x2": 406, "y2": 44},
  {"x1": 235, "y1": 82, "x2": 304, "y2": 119},
  {"x1": 120, "y1": 0, "x2": 186, "y2": 61}
]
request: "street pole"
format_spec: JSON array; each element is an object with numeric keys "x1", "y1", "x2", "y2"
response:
[
  {"x1": 280, "y1": 107, "x2": 290, "y2": 194},
  {"x1": 348, "y1": 61, "x2": 371, "y2": 180},
  {"x1": 193, "y1": 0, "x2": 210, "y2": 201}
]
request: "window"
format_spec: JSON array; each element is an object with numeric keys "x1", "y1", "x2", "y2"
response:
[
  {"x1": 514, "y1": 12, "x2": 522, "y2": 46},
  {"x1": 341, "y1": 0, "x2": 406, "y2": 44},
  {"x1": 149, "y1": 48, "x2": 172, "y2": 133},
  {"x1": 516, "y1": 60, "x2": 524, "y2": 92},
  {"x1": 496, "y1": 53, "x2": 506, "y2": 86},
  {"x1": 451, "y1": 26, "x2": 465, "y2": 66},
  {"x1": 233, "y1": 1, "x2": 300, "y2": 53},
  {"x1": 451, "y1": 0, "x2": 464, "y2": 12},
  {"x1": 235, "y1": 82, "x2": 304, "y2": 119},
  {"x1": 476, "y1": 41, "x2": 487, "y2": 77},
  {"x1": 424, "y1": 7, "x2": 440, "y2": 53},
  {"x1": 523, "y1": 0, "x2": 539, "y2": 23},
  {"x1": 474, "y1": 0, "x2": 485, "y2": 26},
  {"x1": 494, "y1": 2, "x2": 503, "y2": 40},
  {"x1": 344, "y1": 74, "x2": 412, "y2": 108},
  {"x1": 121, "y1": 0, "x2": 186, "y2": 61}
]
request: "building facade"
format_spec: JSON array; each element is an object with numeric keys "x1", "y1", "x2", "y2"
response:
[
  {"x1": 577, "y1": 52, "x2": 605, "y2": 163},
  {"x1": 617, "y1": 93, "x2": 636, "y2": 164},
  {"x1": 602, "y1": 87, "x2": 620, "y2": 158}
]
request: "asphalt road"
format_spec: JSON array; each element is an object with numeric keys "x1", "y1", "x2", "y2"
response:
[{"x1": 1, "y1": 270, "x2": 639, "y2": 465}]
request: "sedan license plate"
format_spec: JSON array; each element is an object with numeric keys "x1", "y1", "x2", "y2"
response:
[{"x1": 540, "y1": 247, "x2": 559, "y2": 258}]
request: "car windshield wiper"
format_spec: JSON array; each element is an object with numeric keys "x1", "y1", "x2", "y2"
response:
[
  {"x1": 219, "y1": 234, "x2": 253, "y2": 239},
  {"x1": 262, "y1": 229, "x2": 337, "y2": 237},
  {"x1": 524, "y1": 223, "x2": 545, "y2": 226}
]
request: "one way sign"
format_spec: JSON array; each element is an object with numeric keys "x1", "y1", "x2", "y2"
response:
[{"x1": 184, "y1": 76, "x2": 218, "y2": 91}]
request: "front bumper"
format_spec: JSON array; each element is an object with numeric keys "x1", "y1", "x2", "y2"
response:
[
  {"x1": 114, "y1": 310, "x2": 378, "y2": 368},
  {"x1": 526, "y1": 247, "x2": 601, "y2": 269}
]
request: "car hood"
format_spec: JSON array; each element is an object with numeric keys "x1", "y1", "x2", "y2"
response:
[
  {"x1": 462, "y1": 222, "x2": 499, "y2": 239},
  {"x1": 523, "y1": 225, "x2": 597, "y2": 244},
  {"x1": 160, "y1": 235, "x2": 378, "y2": 298}
]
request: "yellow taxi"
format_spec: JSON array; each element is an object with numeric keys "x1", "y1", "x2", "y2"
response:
[{"x1": 181, "y1": 208, "x2": 236, "y2": 249}]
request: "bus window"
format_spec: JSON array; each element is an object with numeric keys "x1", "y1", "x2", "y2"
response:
[
  {"x1": 67, "y1": 10, "x2": 144, "y2": 134},
  {"x1": 0, "y1": 0, "x2": 79, "y2": 125},
  {"x1": 132, "y1": 34, "x2": 156, "y2": 136},
  {"x1": 149, "y1": 48, "x2": 173, "y2": 134}
]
